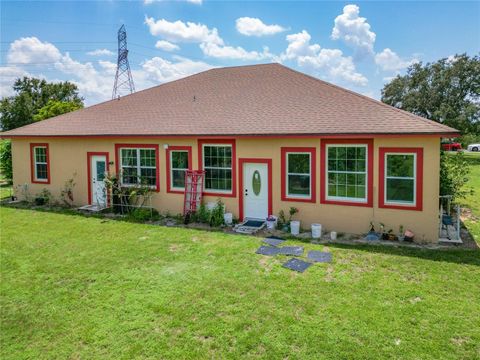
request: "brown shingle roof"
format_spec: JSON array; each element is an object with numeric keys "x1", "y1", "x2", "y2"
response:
[{"x1": 1, "y1": 63, "x2": 458, "y2": 137}]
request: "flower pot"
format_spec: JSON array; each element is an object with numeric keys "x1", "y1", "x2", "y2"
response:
[
  {"x1": 330, "y1": 231, "x2": 337, "y2": 240},
  {"x1": 311, "y1": 223, "x2": 322, "y2": 239},
  {"x1": 290, "y1": 220, "x2": 300, "y2": 235},
  {"x1": 398, "y1": 235, "x2": 405, "y2": 242},
  {"x1": 223, "y1": 212, "x2": 233, "y2": 225},
  {"x1": 266, "y1": 215, "x2": 277, "y2": 230}
]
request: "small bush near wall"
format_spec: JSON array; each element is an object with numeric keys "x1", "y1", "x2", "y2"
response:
[
  {"x1": 440, "y1": 151, "x2": 474, "y2": 202},
  {"x1": 0, "y1": 140, "x2": 12, "y2": 184},
  {"x1": 188, "y1": 199, "x2": 225, "y2": 227}
]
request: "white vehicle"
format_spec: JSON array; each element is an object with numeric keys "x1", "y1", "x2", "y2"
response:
[{"x1": 467, "y1": 143, "x2": 480, "y2": 152}]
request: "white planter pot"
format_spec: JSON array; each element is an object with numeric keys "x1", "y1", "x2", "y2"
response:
[
  {"x1": 311, "y1": 224, "x2": 322, "y2": 239},
  {"x1": 330, "y1": 231, "x2": 337, "y2": 240},
  {"x1": 290, "y1": 221, "x2": 300, "y2": 235},
  {"x1": 224, "y1": 212, "x2": 233, "y2": 225},
  {"x1": 266, "y1": 220, "x2": 276, "y2": 230}
]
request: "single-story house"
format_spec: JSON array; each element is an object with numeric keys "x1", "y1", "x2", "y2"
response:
[{"x1": 1, "y1": 63, "x2": 458, "y2": 242}]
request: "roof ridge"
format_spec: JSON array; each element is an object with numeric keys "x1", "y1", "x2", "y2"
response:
[{"x1": 277, "y1": 64, "x2": 456, "y2": 132}]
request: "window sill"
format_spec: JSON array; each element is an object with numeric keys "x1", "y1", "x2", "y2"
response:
[
  {"x1": 32, "y1": 179, "x2": 50, "y2": 184},
  {"x1": 322, "y1": 198, "x2": 372, "y2": 207},
  {"x1": 282, "y1": 195, "x2": 315, "y2": 203},
  {"x1": 379, "y1": 203, "x2": 422, "y2": 211},
  {"x1": 203, "y1": 190, "x2": 236, "y2": 198}
]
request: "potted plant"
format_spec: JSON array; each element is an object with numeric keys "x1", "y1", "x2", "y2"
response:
[
  {"x1": 379, "y1": 222, "x2": 388, "y2": 240},
  {"x1": 387, "y1": 229, "x2": 396, "y2": 241},
  {"x1": 398, "y1": 225, "x2": 405, "y2": 241},
  {"x1": 266, "y1": 215, "x2": 277, "y2": 230},
  {"x1": 288, "y1": 207, "x2": 300, "y2": 235}
]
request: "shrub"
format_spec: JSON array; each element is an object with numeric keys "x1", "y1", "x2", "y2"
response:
[
  {"x1": 209, "y1": 199, "x2": 225, "y2": 227},
  {"x1": 0, "y1": 140, "x2": 12, "y2": 183},
  {"x1": 440, "y1": 151, "x2": 473, "y2": 202},
  {"x1": 34, "y1": 188, "x2": 52, "y2": 206},
  {"x1": 129, "y1": 208, "x2": 159, "y2": 222},
  {"x1": 60, "y1": 175, "x2": 76, "y2": 207}
]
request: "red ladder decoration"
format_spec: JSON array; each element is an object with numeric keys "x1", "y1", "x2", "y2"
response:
[{"x1": 183, "y1": 170, "x2": 205, "y2": 216}]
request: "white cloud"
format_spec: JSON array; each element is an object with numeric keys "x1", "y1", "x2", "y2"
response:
[
  {"x1": 141, "y1": 56, "x2": 213, "y2": 83},
  {"x1": 145, "y1": 17, "x2": 223, "y2": 45},
  {"x1": 98, "y1": 60, "x2": 117, "y2": 75},
  {"x1": 87, "y1": 49, "x2": 115, "y2": 56},
  {"x1": 331, "y1": 4, "x2": 376, "y2": 58},
  {"x1": 144, "y1": 0, "x2": 202, "y2": 5},
  {"x1": 155, "y1": 40, "x2": 180, "y2": 52},
  {"x1": 375, "y1": 48, "x2": 417, "y2": 72},
  {"x1": 235, "y1": 17, "x2": 286, "y2": 37},
  {"x1": 3, "y1": 36, "x2": 216, "y2": 105},
  {"x1": 200, "y1": 43, "x2": 273, "y2": 61},
  {"x1": 283, "y1": 30, "x2": 320, "y2": 59},
  {"x1": 283, "y1": 30, "x2": 367, "y2": 86},
  {"x1": 0, "y1": 66, "x2": 31, "y2": 97},
  {"x1": 7, "y1": 37, "x2": 61, "y2": 64},
  {"x1": 145, "y1": 17, "x2": 274, "y2": 61}
]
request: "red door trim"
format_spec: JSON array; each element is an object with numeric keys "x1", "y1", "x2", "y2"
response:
[
  {"x1": 87, "y1": 152, "x2": 110, "y2": 205},
  {"x1": 238, "y1": 158, "x2": 272, "y2": 221},
  {"x1": 166, "y1": 146, "x2": 192, "y2": 194}
]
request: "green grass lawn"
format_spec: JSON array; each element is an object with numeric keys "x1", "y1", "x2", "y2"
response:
[{"x1": 1, "y1": 208, "x2": 479, "y2": 359}]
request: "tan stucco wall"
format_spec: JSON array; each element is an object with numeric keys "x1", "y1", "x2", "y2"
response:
[{"x1": 11, "y1": 136, "x2": 440, "y2": 243}]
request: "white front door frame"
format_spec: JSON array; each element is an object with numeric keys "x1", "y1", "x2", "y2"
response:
[
  {"x1": 88, "y1": 153, "x2": 108, "y2": 207},
  {"x1": 239, "y1": 159, "x2": 272, "y2": 221}
]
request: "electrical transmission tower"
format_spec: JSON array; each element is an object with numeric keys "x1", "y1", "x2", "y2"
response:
[{"x1": 112, "y1": 24, "x2": 135, "y2": 99}]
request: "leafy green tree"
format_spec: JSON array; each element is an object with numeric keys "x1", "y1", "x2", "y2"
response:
[
  {"x1": 0, "y1": 140, "x2": 12, "y2": 183},
  {"x1": 0, "y1": 77, "x2": 83, "y2": 131},
  {"x1": 439, "y1": 151, "x2": 473, "y2": 201},
  {"x1": 381, "y1": 54, "x2": 480, "y2": 135},
  {"x1": 33, "y1": 100, "x2": 83, "y2": 122}
]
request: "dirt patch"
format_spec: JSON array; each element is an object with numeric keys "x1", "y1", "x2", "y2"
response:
[
  {"x1": 169, "y1": 244, "x2": 181, "y2": 252},
  {"x1": 460, "y1": 208, "x2": 479, "y2": 222}
]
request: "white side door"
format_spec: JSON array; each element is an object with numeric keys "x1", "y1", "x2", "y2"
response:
[
  {"x1": 243, "y1": 163, "x2": 269, "y2": 220},
  {"x1": 90, "y1": 155, "x2": 107, "y2": 206}
]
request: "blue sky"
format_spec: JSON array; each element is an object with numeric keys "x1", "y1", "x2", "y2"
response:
[{"x1": 1, "y1": 1, "x2": 479, "y2": 105}]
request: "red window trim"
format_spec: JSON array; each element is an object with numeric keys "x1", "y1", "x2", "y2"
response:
[
  {"x1": 280, "y1": 147, "x2": 316, "y2": 203},
  {"x1": 238, "y1": 158, "x2": 273, "y2": 221},
  {"x1": 320, "y1": 139, "x2": 374, "y2": 207},
  {"x1": 166, "y1": 146, "x2": 192, "y2": 194},
  {"x1": 30, "y1": 143, "x2": 50, "y2": 184},
  {"x1": 114, "y1": 143, "x2": 160, "y2": 192},
  {"x1": 87, "y1": 151, "x2": 110, "y2": 205},
  {"x1": 379, "y1": 147, "x2": 423, "y2": 211},
  {"x1": 197, "y1": 139, "x2": 237, "y2": 198}
]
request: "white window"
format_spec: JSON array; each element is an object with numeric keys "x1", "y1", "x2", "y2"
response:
[
  {"x1": 33, "y1": 146, "x2": 48, "y2": 181},
  {"x1": 326, "y1": 144, "x2": 367, "y2": 202},
  {"x1": 120, "y1": 148, "x2": 157, "y2": 187},
  {"x1": 286, "y1": 152, "x2": 311, "y2": 198},
  {"x1": 385, "y1": 153, "x2": 416, "y2": 205},
  {"x1": 203, "y1": 144, "x2": 232, "y2": 193},
  {"x1": 170, "y1": 150, "x2": 189, "y2": 190}
]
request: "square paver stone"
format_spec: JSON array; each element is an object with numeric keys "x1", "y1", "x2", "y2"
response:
[
  {"x1": 307, "y1": 250, "x2": 333, "y2": 263},
  {"x1": 256, "y1": 246, "x2": 280, "y2": 256},
  {"x1": 282, "y1": 258, "x2": 312, "y2": 273},
  {"x1": 262, "y1": 237, "x2": 286, "y2": 247},
  {"x1": 278, "y1": 246, "x2": 304, "y2": 256}
]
